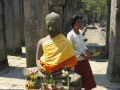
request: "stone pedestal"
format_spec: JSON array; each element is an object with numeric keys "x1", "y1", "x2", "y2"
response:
[
  {"x1": 4, "y1": 0, "x2": 22, "y2": 55},
  {"x1": 107, "y1": 0, "x2": 120, "y2": 82},
  {"x1": 0, "y1": 0, "x2": 8, "y2": 70},
  {"x1": 24, "y1": 0, "x2": 49, "y2": 67}
]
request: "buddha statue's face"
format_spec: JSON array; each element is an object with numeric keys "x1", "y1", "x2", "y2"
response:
[
  {"x1": 46, "y1": 21, "x2": 57, "y2": 34},
  {"x1": 45, "y1": 12, "x2": 60, "y2": 35}
]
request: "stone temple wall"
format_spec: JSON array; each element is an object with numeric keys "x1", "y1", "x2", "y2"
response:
[
  {"x1": 0, "y1": 0, "x2": 8, "y2": 70},
  {"x1": 4, "y1": 0, "x2": 22, "y2": 55},
  {"x1": 23, "y1": 0, "x2": 49, "y2": 67}
]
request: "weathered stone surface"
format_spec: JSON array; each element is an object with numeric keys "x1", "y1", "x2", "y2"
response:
[
  {"x1": 105, "y1": 0, "x2": 111, "y2": 58},
  {"x1": 0, "y1": 0, "x2": 8, "y2": 70},
  {"x1": 52, "y1": 6, "x2": 63, "y2": 32},
  {"x1": 0, "y1": 0, "x2": 3, "y2": 15},
  {"x1": 24, "y1": 0, "x2": 49, "y2": 67},
  {"x1": 4, "y1": 0, "x2": 22, "y2": 55},
  {"x1": 50, "y1": 0, "x2": 74, "y2": 35},
  {"x1": 19, "y1": 0, "x2": 25, "y2": 45},
  {"x1": 63, "y1": 0, "x2": 74, "y2": 35},
  {"x1": 0, "y1": 16, "x2": 3, "y2": 29},
  {"x1": 107, "y1": 0, "x2": 120, "y2": 83},
  {"x1": 49, "y1": 0, "x2": 65, "y2": 6}
]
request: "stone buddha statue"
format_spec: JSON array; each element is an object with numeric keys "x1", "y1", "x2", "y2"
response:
[{"x1": 25, "y1": 12, "x2": 82, "y2": 90}]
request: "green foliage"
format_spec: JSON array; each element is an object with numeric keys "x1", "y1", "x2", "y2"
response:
[
  {"x1": 80, "y1": 0, "x2": 107, "y2": 15},
  {"x1": 73, "y1": 0, "x2": 108, "y2": 24}
]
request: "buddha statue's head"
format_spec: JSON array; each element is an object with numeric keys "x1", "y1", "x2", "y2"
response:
[{"x1": 45, "y1": 12, "x2": 61, "y2": 37}]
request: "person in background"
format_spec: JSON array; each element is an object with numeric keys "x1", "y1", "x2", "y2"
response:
[{"x1": 67, "y1": 14, "x2": 96, "y2": 90}]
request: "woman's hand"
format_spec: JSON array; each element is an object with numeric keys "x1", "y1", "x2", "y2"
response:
[
  {"x1": 81, "y1": 53, "x2": 88, "y2": 59},
  {"x1": 86, "y1": 50, "x2": 93, "y2": 58},
  {"x1": 81, "y1": 53, "x2": 91, "y2": 59}
]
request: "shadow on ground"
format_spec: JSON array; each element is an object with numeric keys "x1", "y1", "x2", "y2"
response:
[
  {"x1": 16, "y1": 53, "x2": 26, "y2": 58},
  {"x1": 94, "y1": 74, "x2": 120, "y2": 90},
  {"x1": 0, "y1": 66, "x2": 25, "y2": 79}
]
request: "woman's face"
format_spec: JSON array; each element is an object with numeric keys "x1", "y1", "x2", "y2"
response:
[{"x1": 73, "y1": 18, "x2": 83, "y2": 30}]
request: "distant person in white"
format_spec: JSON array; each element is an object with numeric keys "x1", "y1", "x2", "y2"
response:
[{"x1": 67, "y1": 14, "x2": 96, "y2": 90}]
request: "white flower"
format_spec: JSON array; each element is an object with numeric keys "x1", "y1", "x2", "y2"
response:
[{"x1": 62, "y1": 70, "x2": 69, "y2": 76}]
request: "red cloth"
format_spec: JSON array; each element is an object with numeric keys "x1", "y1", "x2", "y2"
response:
[{"x1": 75, "y1": 59, "x2": 96, "y2": 90}]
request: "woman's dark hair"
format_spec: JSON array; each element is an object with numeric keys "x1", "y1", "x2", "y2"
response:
[{"x1": 71, "y1": 14, "x2": 83, "y2": 27}]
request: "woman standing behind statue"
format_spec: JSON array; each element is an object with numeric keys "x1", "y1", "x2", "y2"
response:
[{"x1": 67, "y1": 14, "x2": 96, "y2": 90}]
